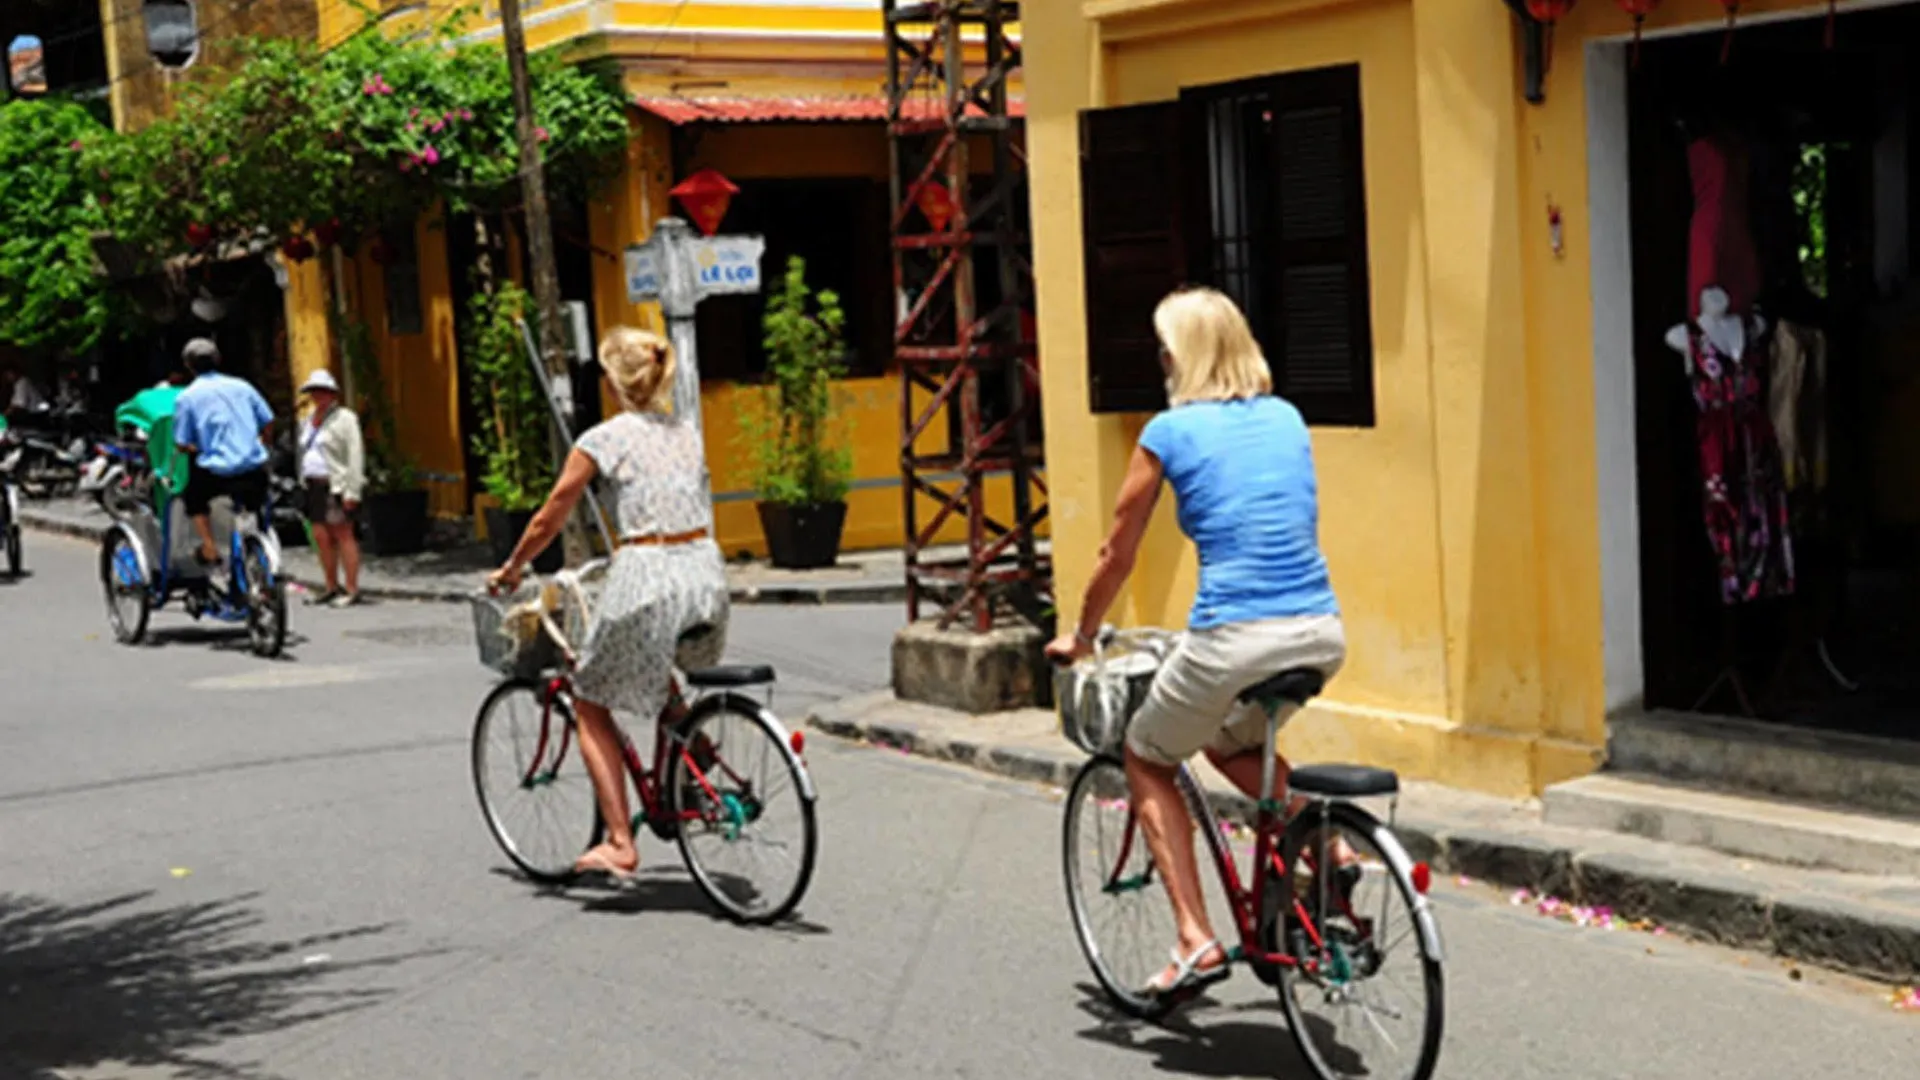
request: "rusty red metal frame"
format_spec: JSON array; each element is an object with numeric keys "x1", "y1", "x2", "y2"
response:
[{"x1": 884, "y1": 0, "x2": 1049, "y2": 633}]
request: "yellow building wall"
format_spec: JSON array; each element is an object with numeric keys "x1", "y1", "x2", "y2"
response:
[{"x1": 1027, "y1": 0, "x2": 1606, "y2": 797}]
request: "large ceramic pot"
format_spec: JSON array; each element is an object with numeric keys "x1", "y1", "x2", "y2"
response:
[
  {"x1": 485, "y1": 506, "x2": 563, "y2": 573},
  {"x1": 755, "y1": 501, "x2": 848, "y2": 570},
  {"x1": 361, "y1": 489, "x2": 429, "y2": 556}
]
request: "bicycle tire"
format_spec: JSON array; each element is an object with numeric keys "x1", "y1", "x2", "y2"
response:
[
  {"x1": 471, "y1": 679, "x2": 604, "y2": 884},
  {"x1": 242, "y1": 535, "x2": 287, "y2": 658},
  {"x1": 100, "y1": 530, "x2": 149, "y2": 645},
  {"x1": 1062, "y1": 755, "x2": 1179, "y2": 1021},
  {"x1": 669, "y1": 695, "x2": 817, "y2": 924},
  {"x1": 1275, "y1": 801, "x2": 1444, "y2": 1080}
]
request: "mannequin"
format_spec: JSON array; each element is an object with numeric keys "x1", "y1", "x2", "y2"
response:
[{"x1": 1667, "y1": 286, "x2": 1765, "y2": 376}]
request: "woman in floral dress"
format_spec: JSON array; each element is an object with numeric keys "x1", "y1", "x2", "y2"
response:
[{"x1": 488, "y1": 327, "x2": 729, "y2": 878}]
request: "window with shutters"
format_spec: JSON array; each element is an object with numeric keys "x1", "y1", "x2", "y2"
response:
[{"x1": 1078, "y1": 64, "x2": 1375, "y2": 425}]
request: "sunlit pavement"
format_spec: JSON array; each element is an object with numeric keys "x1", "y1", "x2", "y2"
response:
[{"x1": 2, "y1": 533, "x2": 1915, "y2": 1079}]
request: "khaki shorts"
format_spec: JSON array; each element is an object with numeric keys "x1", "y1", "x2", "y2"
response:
[{"x1": 1125, "y1": 613, "x2": 1346, "y2": 766}]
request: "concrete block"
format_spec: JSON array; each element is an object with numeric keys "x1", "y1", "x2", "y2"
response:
[
  {"x1": 891, "y1": 619, "x2": 1050, "y2": 714},
  {"x1": 1572, "y1": 850, "x2": 1772, "y2": 949},
  {"x1": 1545, "y1": 773, "x2": 1920, "y2": 876},
  {"x1": 1771, "y1": 892, "x2": 1920, "y2": 983}
]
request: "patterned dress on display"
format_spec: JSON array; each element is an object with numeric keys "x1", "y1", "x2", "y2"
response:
[
  {"x1": 570, "y1": 411, "x2": 730, "y2": 719},
  {"x1": 1687, "y1": 324, "x2": 1795, "y2": 604}
]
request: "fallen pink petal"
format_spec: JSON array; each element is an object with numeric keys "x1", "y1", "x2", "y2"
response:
[{"x1": 1892, "y1": 987, "x2": 1920, "y2": 1011}]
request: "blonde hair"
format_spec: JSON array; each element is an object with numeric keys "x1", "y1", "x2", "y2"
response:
[
  {"x1": 599, "y1": 326, "x2": 676, "y2": 414},
  {"x1": 1153, "y1": 287, "x2": 1272, "y2": 406}
]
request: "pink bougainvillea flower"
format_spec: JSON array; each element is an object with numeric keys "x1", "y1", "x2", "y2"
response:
[
  {"x1": 398, "y1": 157, "x2": 413, "y2": 173},
  {"x1": 428, "y1": 118, "x2": 444, "y2": 133},
  {"x1": 422, "y1": 146, "x2": 440, "y2": 166},
  {"x1": 534, "y1": 125, "x2": 550, "y2": 142},
  {"x1": 409, "y1": 106, "x2": 420, "y2": 118},
  {"x1": 69, "y1": 140, "x2": 84, "y2": 151},
  {"x1": 461, "y1": 108, "x2": 474, "y2": 121}
]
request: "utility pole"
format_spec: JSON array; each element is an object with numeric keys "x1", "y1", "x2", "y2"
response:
[{"x1": 498, "y1": 0, "x2": 591, "y2": 564}]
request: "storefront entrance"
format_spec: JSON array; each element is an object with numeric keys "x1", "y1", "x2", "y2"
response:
[{"x1": 1610, "y1": 4, "x2": 1920, "y2": 740}]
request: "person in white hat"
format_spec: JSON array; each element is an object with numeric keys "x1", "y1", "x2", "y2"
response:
[{"x1": 297, "y1": 369, "x2": 365, "y2": 607}]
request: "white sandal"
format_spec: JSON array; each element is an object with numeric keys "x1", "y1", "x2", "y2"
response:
[{"x1": 1144, "y1": 939, "x2": 1232, "y2": 997}]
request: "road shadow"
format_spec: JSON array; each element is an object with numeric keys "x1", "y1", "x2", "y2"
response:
[
  {"x1": 488, "y1": 866, "x2": 832, "y2": 937},
  {"x1": 1072, "y1": 982, "x2": 1328, "y2": 1079},
  {"x1": 140, "y1": 624, "x2": 312, "y2": 657},
  {"x1": 0, "y1": 889, "x2": 423, "y2": 1080}
]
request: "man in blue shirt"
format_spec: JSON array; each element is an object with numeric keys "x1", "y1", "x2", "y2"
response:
[{"x1": 173, "y1": 339, "x2": 274, "y2": 567}]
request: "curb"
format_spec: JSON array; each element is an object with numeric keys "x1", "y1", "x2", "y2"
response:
[
  {"x1": 805, "y1": 697, "x2": 1920, "y2": 987},
  {"x1": 17, "y1": 512, "x2": 906, "y2": 606}
]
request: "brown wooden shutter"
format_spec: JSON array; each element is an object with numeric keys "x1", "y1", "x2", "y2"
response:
[
  {"x1": 1079, "y1": 101, "x2": 1185, "y2": 414},
  {"x1": 1268, "y1": 65, "x2": 1374, "y2": 427}
]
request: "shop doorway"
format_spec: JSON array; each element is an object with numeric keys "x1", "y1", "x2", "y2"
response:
[{"x1": 1609, "y1": 4, "x2": 1920, "y2": 740}]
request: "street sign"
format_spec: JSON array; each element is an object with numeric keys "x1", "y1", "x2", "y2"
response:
[
  {"x1": 621, "y1": 218, "x2": 767, "y2": 433},
  {"x1": 624, "y1": 245, "x2": 664, "y2": 305},
  {"x1": 690, "y1": 235, "x2": 766, "y2": 298}
]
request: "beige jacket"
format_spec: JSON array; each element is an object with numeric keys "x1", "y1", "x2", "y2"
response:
[{"x1": 302, "y1": 406, "x2": 366, "y2": 503}]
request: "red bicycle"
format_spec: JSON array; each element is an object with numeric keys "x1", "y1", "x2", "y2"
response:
[
  {"x1": 470, "y1": 576, "x2": 818, "y2": 924},
  {"x1": 1061, "y1": 631, "x2": 1445, "y2": 1080}
]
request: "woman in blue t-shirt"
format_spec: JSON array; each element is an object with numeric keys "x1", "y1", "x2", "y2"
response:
[{"x1": 1046, "y1": 287, "x2": 1348, "y2": 1002}]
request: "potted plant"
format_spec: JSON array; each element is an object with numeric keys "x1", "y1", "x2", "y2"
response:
[
  {"x1": 747, "y1": 256, "x2": 853, "y2": 569},
  {"x1": 335, "y1": 312, "x2": 430, "y2": 555},
  {"x1": 466, "y1": 281, "x2": 560, "y2": 572}
]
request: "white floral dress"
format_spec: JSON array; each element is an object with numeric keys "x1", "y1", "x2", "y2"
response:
[{"x1": 570, "y1": 411, "x2": 730, "y2": 719}]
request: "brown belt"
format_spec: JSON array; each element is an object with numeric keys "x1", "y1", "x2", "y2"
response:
[{"x1": 618, "y1": 528, "x2": 710, "y2": 548}]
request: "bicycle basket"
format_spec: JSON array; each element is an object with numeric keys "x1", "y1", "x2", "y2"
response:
[
  {"x1": 1056, "y1": 630, "x2": 1181, "y2": 757},
  {"x1": 469, "y1": 585, "x2": 561, "y2": 678}
]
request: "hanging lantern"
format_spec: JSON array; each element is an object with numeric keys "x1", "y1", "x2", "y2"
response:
[
  {"x1": 1616, "y1": 0, "x2": 1658, "y2": 65},
  {"x1": 914, "y1": 178, "x2": 956, "y2": 234},
  {"x1": 1523, "y1": 0, "x2": 1577, "y2": 75},
  {"x1": 670, "y1": 169, "x2": 739, "y2": 238},
  {"x1": 1719, "y1": 0, "x2": 1740, "y2": 64}
]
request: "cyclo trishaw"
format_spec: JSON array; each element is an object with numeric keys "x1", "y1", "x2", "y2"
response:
[{"x1": 97, "y1": 390, "x2": 288, "y2": 657}]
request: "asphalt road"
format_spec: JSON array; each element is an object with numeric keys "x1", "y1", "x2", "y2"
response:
[{"x1": 2, "y1": 532, "x2": 1916, "y2": 1079}]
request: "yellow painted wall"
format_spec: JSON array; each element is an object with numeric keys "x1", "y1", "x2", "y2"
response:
[{"x1": 1027, "y1": 0, "x2": 1608, "y2": 797}]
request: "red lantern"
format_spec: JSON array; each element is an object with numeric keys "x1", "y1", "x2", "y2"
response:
[
  {"x1": 1617, "y1": 0, "x2": 1658, "y2": 65},
  {"x1": 914, "y1": 179, "x2": 956, "y2": 234},
  {"x1": 280, "y1": 235, "x2": 315, "y2": 263},
  {"x1": 313, "y1": 217, "x2": 342, "y2": 249},
  {"x1": 670, "y1": 169, "x2": 739, "y2": 237},
  {"x1": 1523, "y1": 0, "x2": 1576, "y2": 75},
  {"x1": 184, "y1": 222, "x2": 213, "y2": 249}
]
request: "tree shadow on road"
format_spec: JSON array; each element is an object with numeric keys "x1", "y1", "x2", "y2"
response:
[
  {"x1": 0, "y1": 889, "x2": 423, "y2": 1080},
  {"x1": 489, "y1": 866, "x2": 832, "y2": 937},
  {"x1": 1071, "y1": 982, "x2": 1323, "y2": 1079}
]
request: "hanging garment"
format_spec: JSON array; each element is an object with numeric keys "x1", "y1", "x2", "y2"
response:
[
  {"x1": 1767, "y1": 319, "x2": 1829, "y2": 494},
  {"x1": 1687, "y1": 135, "x2": 1763, "y2": 321},
  {"x1": 1689, "y1": 324, "x2": 1795, "y2": 604}
]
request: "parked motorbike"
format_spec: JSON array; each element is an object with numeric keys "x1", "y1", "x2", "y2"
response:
[
  {"x1": 0, "y1": 418, "x2": 24, "y2": 577},
  {"x1": 5, "y1": 406, "x2": 97, "y2": 500}
]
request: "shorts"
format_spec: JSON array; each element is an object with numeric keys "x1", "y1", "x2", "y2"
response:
[
  {"x1": 304, "y1": 478, "x2": 358, "y2": 528},
  {"x1": 1126, "y1": 613, "x2": 1346, "y2": 767},
  {"x1": 182, "y1": 461, "x2": 269, "y2": 519}
]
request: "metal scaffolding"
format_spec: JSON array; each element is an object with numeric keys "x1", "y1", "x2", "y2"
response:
[{"x1": 883, "y1": 0, "x2": 1049, "y2": 632}]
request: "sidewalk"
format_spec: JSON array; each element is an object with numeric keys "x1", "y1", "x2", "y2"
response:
[
  {"x1": 806, "y1": 690, "x2": 1920, "y2": 987},
  {"x1": 17, "y1": 498, "x2": 915, "y2": 605}
]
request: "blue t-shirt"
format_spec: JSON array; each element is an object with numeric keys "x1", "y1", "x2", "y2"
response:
[
  {"x1": 174, "y1": 372, "x2": 272, "y2": 476},
  {"x1": 1138, "y1": 396, "x2": 1339, "y2": 630}
]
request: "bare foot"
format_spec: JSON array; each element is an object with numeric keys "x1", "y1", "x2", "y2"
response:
[{"x1": 573, "y1": 842, "x2": 638, "y2": 877}]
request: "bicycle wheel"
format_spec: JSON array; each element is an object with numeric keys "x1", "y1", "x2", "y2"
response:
[
  {"x1": 241, "y1": 534, "x2": 287, "y2": 658},
  {"x1": 1062, "y1": 755, "x2": 1180, "y2": 1020},
  {"x1": 471, "y1": 679, "x2": 603, "y2": 883},
  {"x1": 100, "y1": 531, "x2": 149, "y2": 645},
  {"x1": 669, "y1": 698, "x2": 817, "y2": 924},
  {"x1": 1274, "y1": 802, "x2": 1444, "y2": 1080}
]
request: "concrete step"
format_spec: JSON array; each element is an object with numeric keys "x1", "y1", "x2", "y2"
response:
[
  {"x1": 1608, "y1": 709, "x2": 1920, "y2": 819},
  {"x1": 1543, "y1": 772, "x2": 1920, "y2": 876}
]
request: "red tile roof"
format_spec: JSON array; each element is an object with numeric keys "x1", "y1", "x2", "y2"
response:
[{"x1": 633, "y1": 94, "x2": 1026, "y2": 125}]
